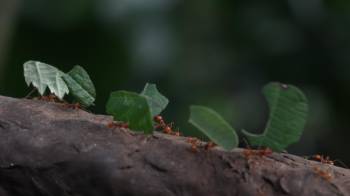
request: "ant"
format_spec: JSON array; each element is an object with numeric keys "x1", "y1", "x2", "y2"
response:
[
  {"x1": 33, "y1": 93, "x2": 83, "y2": 110},
  {"x1": 242, "y1": 147, "x2": 273, "y2": 159},
  {"x1": 37, "y1": 94, "x2": 62, "y2": 103},
  {"x1": 154, "y1": 115, "x2": 182, "y2": 136},
  {"x1": 107, "y1": 121, "x2": 129, "y2": 129},
  {"x1": 310, "y1": 154, "x2": 334, "y2": 165},
  {"x1": 186, "y1": 137, "x2": 216, "y2": 153},
  {"x1": 204, "y1": 141, "x2": 216, "y2": 151},
  {"x1": 63, "y1": 102, "x2": 83, "y2": 110},
  {"x1": 306, "y1": 154, "x2": 349, "y2": 169},
  {"x1": 186, "y1": 137, "x2": 201, "y2": 153},
  {"x1": 241, "y1": 138, "x2": 273, "y2": 159},
  {"x1": 36, "y1": 94, "x2": 82, "y2": 110}
]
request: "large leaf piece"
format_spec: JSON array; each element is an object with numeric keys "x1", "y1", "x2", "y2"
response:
[
  {"x1": 63, "y1": 66, "x2": 96, "y2": 107},
  {"x1": 106, "y1": 91, "x2": 153, "y2": 134},
  {"x1": 242, "y1": 82, "x2": 308, "y2": 151},
  {"x1": 23, "y1": 61, "x2": 69, "y2": 99},
  {"x1": 189, "y1": 105, "x2": 239, "y2": 150},
  {"x1": 140, "y1": 83, "x2": 169, "y2": 116}
]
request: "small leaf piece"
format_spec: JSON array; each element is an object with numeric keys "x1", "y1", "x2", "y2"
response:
[
  {"x1": 106, "y1": 91, "x2": 153, "y2": 134},
  {"x1": 23, "y1": 61, "x2": 69, "y2": 99},
  {"x1": 242, "y1": 82, "x2": 308, "y2": 151},
  {"x1": 62, "y1": 66, "x2": 96, "y2": 107},
  {"x1": 189, "y1": 105, "x2": 239, "y2": 150},
  {"x1": 140, "y1": 83, "x2": 169, "y2": 116}
]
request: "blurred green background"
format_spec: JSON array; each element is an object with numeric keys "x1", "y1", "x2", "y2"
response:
[{"x1": 1, "y1": 0, "x2": 350, "y2": 164}]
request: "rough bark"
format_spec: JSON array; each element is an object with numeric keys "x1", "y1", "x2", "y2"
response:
[{"x1": 0, "y1": 95, "x2": 349, "y2": 196}]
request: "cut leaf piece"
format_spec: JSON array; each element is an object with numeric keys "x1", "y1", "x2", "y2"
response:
[
  {"x1": 23, "y1": 61, "x2": 69, "y2": 99},
  {"x1": 106, "y1": 91, "x2": 153, "y2": 134},
  {"x1": 242, "y1": 82, "x2": 308, "y2": 151},
  {"x1": 140, "y1": 83, "x2": 169, "y2": 116},
  {"x1": 63, "y1": 66, "x2": 96, "y2": 107},
  {"x1": 189, "y1": 105, "x2": 238, "y2": 150}
]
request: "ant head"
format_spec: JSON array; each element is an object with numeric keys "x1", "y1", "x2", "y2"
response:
[{"x1": 154, "y1": 115, "x2": 163, "y2": 123}]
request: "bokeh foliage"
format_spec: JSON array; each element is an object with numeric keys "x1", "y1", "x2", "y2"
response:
[{"x1": 1, "y1": 0, "x2": 350, "y2": 163}]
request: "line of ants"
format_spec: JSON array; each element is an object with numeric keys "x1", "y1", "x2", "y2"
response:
[
  {"x1": 32, "y1": 94, "x2": 348, "y2": 171},
  {"x1": 106, "y1": 114, "x2": 217, "y2": 153},
  {"x1": 153, "y1": 115, "x2": 217, "y2": 152},
  {"x1": 105, "y1": 113, "x2": 348, "y2": 182},
  {"x1": 153, "y1": 115, "x2": 181, "y2": 137},
  {"x1": 30, "y1": 94, "x2": 83, "y2": 110}
]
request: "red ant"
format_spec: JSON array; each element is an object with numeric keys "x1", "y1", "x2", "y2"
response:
[
  {"x1": 243, "y1": 147, "x2": 273, "y2": 159},
  {"x1": 185, "y1": 137, "x2": 216, "y2": 152},
  {"x1": 63, "y1": 102, "x2": 83, "y2": 110},
  {"x1": 34, "y1": 94, "x2": 83, "y2": 110},
  {"x1": 154, "y1": 115, "x2": 182, "y2": 136},
  {"x1": 36, "y1": 94, "x2": 82, "y2": 110},
  {"x1": 241, "y1": 138, "x2": 273, "y2": 159},
  {"x1": 204, "y1": 141, "x2": 216, "y2": 151},
  {"x1": 107, "y1": 121, "x2": 129, "y2": 129},
  {"x1": 186, "y1": 137, "x2": 201, "y2": 153},
  {"x1": 37, "y1": 94, "x2": 61, "y2": 103},
  {"x1": 310, "y1": 154, "x2": 334, "y2": 165},
  {"x1": 307, "y1": 154, "x2": 349, "y2": 169}
]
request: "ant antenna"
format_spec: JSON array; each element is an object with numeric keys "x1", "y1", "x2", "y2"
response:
[{"x1": 242, "y1": 137, "x2": 251, "y2": 149}]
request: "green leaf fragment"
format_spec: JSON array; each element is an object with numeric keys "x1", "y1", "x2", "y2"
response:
[
  {"x1": 241, "y1": 82, "x2": 309, "y2": 151},
  {"x1": 189, "y1": 105, "x2": 239, "y2": 150},
  {"x1": 23, "y1": 60, "x2": 69, "y2": 99},
  {"x1": 140, "y1": 83, "x2": 169, "y2": 116},
  {"x1": 106, "y1": 91, "x2": 153, "y2": 134},
  {"x1": 62, "y1": 66, "x2": 96, "y2": 107}
]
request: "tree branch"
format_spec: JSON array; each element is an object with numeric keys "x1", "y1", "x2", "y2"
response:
[{"x1": 0, "y1": 95, "x2": 349, "y2": 196}]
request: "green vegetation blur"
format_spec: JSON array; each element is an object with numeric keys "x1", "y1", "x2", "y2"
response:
[{"x1": 1, "y1": 0, "x2": 350, "y2": 164}]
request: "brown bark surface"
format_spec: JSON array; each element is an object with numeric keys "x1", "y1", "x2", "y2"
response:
[{"x1": 0, "y1": 95, "x2": 349, "y2": 196}]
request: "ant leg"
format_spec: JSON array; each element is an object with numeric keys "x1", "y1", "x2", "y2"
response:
[{"x1": 25, "y1": 89, "x2": 37, "y2": 99}]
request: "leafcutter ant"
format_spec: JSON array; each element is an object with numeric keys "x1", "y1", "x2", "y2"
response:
[
  {"x1": 187, "y1": 137, "x2": 201, "y2": 153},
  {"x1": 63, "y1": 102, "x2": 83, "y2": 110},
  {"x1": 107, "y1": 121, "x2": 129, "y2": 129},
  {"x1": 242, "y1": 147, "x2": 273, "y2": 159},
  {"x1": 33, "y1": 93, "x2": 84, "y2": 111},
  {"x1": 153, "y1": 115, "x2": 182, "y2": 136},
  {"x1": 310, "y1": 154, "x2": 334, "y2": 165},
  {"x1": 37, "y1": 94, "x2": 62, "y2": 103},
  {"x1": 204, "y1": 141, "x2": 216, "y2": 151},
  {"x1": 307, "y1": 154, "x2": 349, "y2": 169}
]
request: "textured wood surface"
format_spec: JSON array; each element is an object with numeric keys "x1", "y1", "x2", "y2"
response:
[{"x1": 0, "y1": 95, "x2": 349, "y2": 196}]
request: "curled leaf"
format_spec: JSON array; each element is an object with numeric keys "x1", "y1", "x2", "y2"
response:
[{"x1": 242, "y1": 82, "x2": 309, "y2": 151}]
